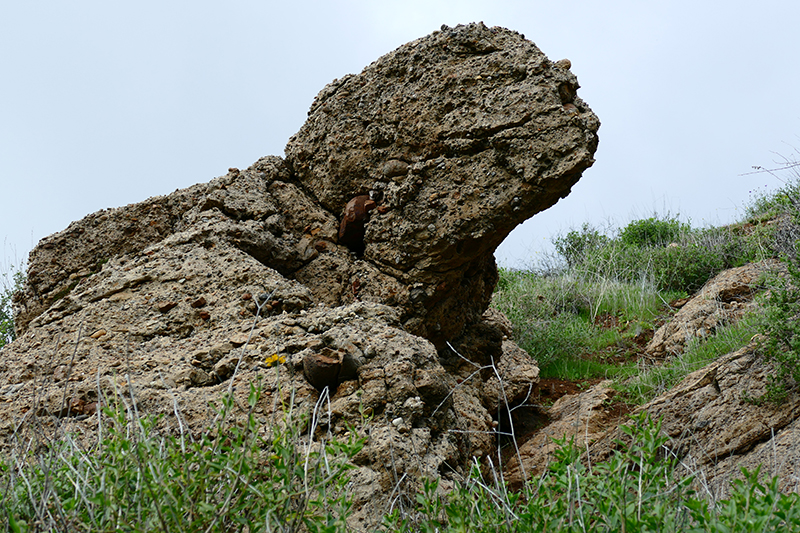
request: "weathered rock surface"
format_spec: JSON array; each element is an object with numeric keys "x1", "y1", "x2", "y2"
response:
[
  {"x1": 589, "y1": 342, "x2": 800, "y2": 497},
  {"x1": 16, "y1": 23, "x2": 598, "y2": 349},
  {"x1": 286, "y1": 21, "x2": 599, "y2": 342},
  {"x1": 646, "y1": 260, "x2": 778, "y2": 358},
  {"x1": 0, "y1": 22, "x2": 603, "y2": 530},
  {"x1": 504, "y1": 380, "x2": 620, "y2": 489}
]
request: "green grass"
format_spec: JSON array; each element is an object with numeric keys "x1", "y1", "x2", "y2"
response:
[{"x1": 492, "y1": 267, "x2": 684, "y2": 381}]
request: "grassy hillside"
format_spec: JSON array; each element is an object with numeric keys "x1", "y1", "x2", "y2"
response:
[{"x1": 492, "y1": 170, "x2": 800, "y2": 406}]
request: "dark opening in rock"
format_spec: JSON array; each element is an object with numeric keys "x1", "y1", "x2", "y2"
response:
[{"x1": 338, "y1": 195, "x2": 376, "y2": 256}]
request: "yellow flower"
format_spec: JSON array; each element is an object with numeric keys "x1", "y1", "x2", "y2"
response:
[{"x1": 264, "y1": 353, "x2": 286, "y2": 368}]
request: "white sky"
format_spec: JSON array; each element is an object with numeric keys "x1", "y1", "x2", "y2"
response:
[{"x1": 2, "y1": 0, "x2": 799, "y2": 272}]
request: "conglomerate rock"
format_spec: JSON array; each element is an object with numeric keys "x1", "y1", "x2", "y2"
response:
[
  {"x1": 16, "y1": 23, "x2": 598, "y2": 349},
  {"x1": 286, "y1": 21, "x2": 599, "y2": 342},
  {"x1": 0, "y1": 22, "x2": 601, "y2": 530}
]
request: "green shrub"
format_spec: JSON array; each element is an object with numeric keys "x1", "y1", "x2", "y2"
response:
[
  {"x1": 554, "y1": 223, "x2": 609, "y2": 268},
  {"x1": 0, "y1": 263, "x2": 24, "y2": 349},
  {"x1": 572, "y1": 225, "x2": 766, "y2": 294},
  {"x1": 0, "y1": 383, "x2": 364, "y2": 532},
  {"x1": 619, "y1": 216, "x2": 689, "y2": 248},
  {"x1": 745, "y1": 175, "x2": 800, "y2": 222},
  {"x1": 757, "y1": 260, "x2": 800, "y2": 403},
  {"x1": 648, "y1": 242, "x2": 727, "y2": 293}
]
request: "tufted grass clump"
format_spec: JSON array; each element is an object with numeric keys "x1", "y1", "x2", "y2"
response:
[
  {"x1": 0, "y1": 382, "x2": 364, "y2": 532},
  {"x1": 617, "y1": 313, "x2": 762, "y2": 405},
  {"x1": 382, "y1": 412, "x2": 800, "y2": 532}
]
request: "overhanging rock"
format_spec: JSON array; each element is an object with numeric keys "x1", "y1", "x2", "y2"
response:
[{"x1": 286, "y1": 22, "x2": 599, "y2": 342}]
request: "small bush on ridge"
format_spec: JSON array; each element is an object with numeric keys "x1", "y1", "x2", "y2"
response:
[
  {"x1": 553, "y1": 223, "x2": 609, "y2": 269},
  {"x1": 619, "y1": 216, "x2": 689, "y2": 247},
  {"x1": 757, "y1": 259, "x2": 800, "y2": 403}
]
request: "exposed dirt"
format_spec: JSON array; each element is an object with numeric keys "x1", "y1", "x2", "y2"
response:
[{"x1": 534, "y1": 377, "x2": 585, "y2": 401}]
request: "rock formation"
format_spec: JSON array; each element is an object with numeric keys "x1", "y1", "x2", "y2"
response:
[
  {"x1": 286, "y1": 21, "x2": 599, "y2": 343},
  {"x1": 589, "y1": 341, "x2": 800, "y2": 498},
  {"x1": 646, "y1": 260, "x2": 778, "y2": 359},
  {"x1": 0, "y1": 22, "x2": 597, "y2": 530}
]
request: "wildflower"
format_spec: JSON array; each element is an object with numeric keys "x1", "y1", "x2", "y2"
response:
[{"x1": 265, "y1": 353, "x2": 286, "y2": 368}]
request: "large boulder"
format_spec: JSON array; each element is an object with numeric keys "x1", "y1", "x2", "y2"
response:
[
  {"x1": 16, "y1": 24, "x2": 598, "y2": 347},
  {"x1": 1, "y1": 23, "x2": 597, "y2": 530},
  {"x1": 286, "y1": 21, "x2": 599, "y2": 342}
]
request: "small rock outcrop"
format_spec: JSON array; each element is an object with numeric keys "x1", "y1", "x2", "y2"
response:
[
  {"x1": 0, "y1": 23, "x2": 595, "y2": 530},
  {"x1": 590, "y1": 342, "x2": 800, "y2": 498},
  {"x1": 646, "y1": 260, "x2": 777, "y2": 358},
  {"x1": 504, "y1": 380, "x2": 620, "y2": 488},
  {"x1": 510, "y1": 260, "x2": 799, "y2": 501}
]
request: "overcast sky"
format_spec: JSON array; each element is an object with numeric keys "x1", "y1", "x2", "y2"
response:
[{"x1": 2, "y1": 1, "x2": 799, "y2": 273}]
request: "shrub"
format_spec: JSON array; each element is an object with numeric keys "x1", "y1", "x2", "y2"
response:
[
  {"x1": 619, "y1": 216, "x2": 689, "y2": 248},
  {"x1": 745, "y1": 168, "x2": 800, "y2": 222},
  {"x1": 553, "y1": 223, "x2": 609, "y2": 268},
  {"x1": 569, "y1": 224, "x2": 767, "y2": 294},
  {"x1": 0, "y1": 383, "x2": 365, "y2": 532},
  {"x1": 757, "y1": 259, "x2": 800, "y2": 403},
  {"x1": 0, "y1": 262, "x2": 24, "y2": 349}
]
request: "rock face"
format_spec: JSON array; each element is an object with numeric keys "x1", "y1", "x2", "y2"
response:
[
  {"x1": 503, "y1": 380, "x2": 620, "y2": 489},
  {"x1": 15, "y1": 23, "x2": 599, "y2": 348},
  {"x1": 590, "y1": 343, "x2": 800, "y2": 498},
  {"x1": 646, "y1": 260, "x2": 777, "y2": 358},
  {"x1": 286, "y1": 22, "x2": 599, "y2": 342},
  {"x1": 601, "y1": 260, "x2": 800, "y2": 498},
  {"x1": 0, "y1": 23, "x2": 594, "y2": 530}
]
